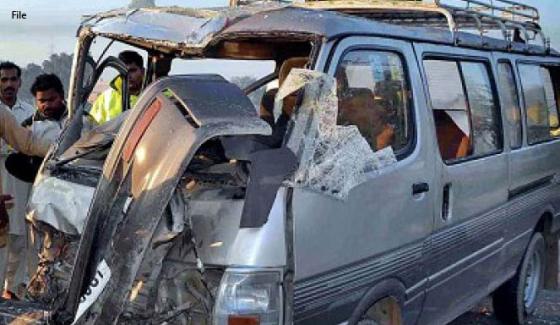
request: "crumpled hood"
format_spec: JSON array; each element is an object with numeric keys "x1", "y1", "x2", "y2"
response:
[{"x1": 27, "y1": 177, "x2": 95, "y2": 235}]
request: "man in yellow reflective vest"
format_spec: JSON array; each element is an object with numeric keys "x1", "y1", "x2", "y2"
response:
[{"x1": 89, "y1": 51, "x2": 145, "y2": 125}]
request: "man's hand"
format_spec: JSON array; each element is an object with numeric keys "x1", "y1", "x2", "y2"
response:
[
  {"x1": 0, "y1": 106, "x2": 50, "y2": 157},
  {"x1": 0, "y1": 194, "x2": 12, "y2": 248}
]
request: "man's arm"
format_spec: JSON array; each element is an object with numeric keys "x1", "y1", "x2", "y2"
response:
[{"x1": 0, "y1": 106, "x2": 50, "y2": 157}]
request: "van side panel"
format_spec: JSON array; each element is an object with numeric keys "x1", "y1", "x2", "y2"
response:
[
  {"x1": 501, "y1": 55, "x2": 560, "y2": 281},
  {"x1": 291, "y1": 38, "x2": 560, "y2": 325}
]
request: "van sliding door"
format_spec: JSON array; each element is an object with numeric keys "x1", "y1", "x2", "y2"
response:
[{"x1": 415, "y1": 43, "x2": 508, "y2": 325}]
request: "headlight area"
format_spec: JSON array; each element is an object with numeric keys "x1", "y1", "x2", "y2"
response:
[{"x1": 213, "y1": 270, "x2": 283, "y2": 325}]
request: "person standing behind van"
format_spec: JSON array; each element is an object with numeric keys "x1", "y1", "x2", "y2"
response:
[
  {"x1": 88, "y1": 50, "x2": 145, "y2": 125},
  {"x1": 0, "y1": 61, "x2": 35, "y2": 299},
  {"x1": 5, "y1": 74, "x2": 68, "y2": 184}
]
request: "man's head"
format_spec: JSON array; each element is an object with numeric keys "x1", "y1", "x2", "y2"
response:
[
  {"x1": 119, "y1": 51, "x2": 144, "y2": 95},
  {"x1": 0, "y1": 61, "x2": 22, "y2": 107},
  {"x1": 31, "y1": 74, "x2": 66, "y2": 119}
]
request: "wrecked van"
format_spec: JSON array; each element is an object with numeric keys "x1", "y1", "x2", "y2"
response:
[{"x1": 2, "y1": 0, "x2": 560, "y2": 324}]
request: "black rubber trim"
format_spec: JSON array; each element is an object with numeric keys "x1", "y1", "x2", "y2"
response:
[{"x1": 508, "y1": 175, "x2": 554, "y2": 200}]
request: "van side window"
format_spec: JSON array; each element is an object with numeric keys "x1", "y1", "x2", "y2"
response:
[
  {"x1": 541, "y1": 67, "x2": 560, "y2": 137},
  {"x1": 497, "y1": 62, "x2": 522, "y2": 149},
  {"x1": 424, "y1": 59, "x2": 502, "y2": 162},
  {"x1": 519, "y1": 64, "x2": 551, "y2": 144},
  {"x1": 424, "y1": 60, "x2": 470, "y2": 161},
  {"x1": 335, "y1": 50, "x2": 411, "y2": 155},
  {"x1": 461, "y1": 62, "x2": 501, "y2": 156}
]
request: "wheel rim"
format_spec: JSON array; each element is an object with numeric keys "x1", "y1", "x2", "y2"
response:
[{"x1": 524, "y1": 248, "x2": 542, "y2": 309}]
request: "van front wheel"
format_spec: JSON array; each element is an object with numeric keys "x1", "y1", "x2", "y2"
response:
[
  {"x1": 356, "y1": 297, "x2": 402, "y2": 325},
  {"x1": 492, "y1": 232, "x2": 545, "y2": 325}
]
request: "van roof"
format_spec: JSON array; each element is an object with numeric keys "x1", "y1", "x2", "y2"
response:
[{"x1": 79, "y1": 4, "x2": 559, "y2": 57}]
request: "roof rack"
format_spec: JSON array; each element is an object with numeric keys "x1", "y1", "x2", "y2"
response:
[
  {"x1": 231, "y1": 0, "x2": 550, "y2": 53},
  {"x1": 229, "y1": 0, "x2": 293, "y2": 6},
  {"x1": 435, "y1": 0, "x2": 548, "y2": 51}
]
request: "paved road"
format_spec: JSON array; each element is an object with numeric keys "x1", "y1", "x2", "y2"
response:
[{"x1": 451, "y1": 290, "x2": 560, "y2": 324}]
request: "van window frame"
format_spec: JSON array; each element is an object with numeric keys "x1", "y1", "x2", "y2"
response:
[
  {"x1": 541, "y1": 65, "x2": 560, "y2": 139},
  {"x1": 516, "y1": 60, "x2": 560, "y2": 145},
  {"x1": 497, "y1": 59, "x2": 524, "y2": 150},
  {"x1": 333, "y1": 44, "x2": 416, "y2": 161},
  {"x1": 422, "y1": 53, "x2": 504, "y2": 165}
]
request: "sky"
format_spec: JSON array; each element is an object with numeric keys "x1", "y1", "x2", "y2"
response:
[{"x1": 0, "y1": 0, "x2": 559, "y2": 79}]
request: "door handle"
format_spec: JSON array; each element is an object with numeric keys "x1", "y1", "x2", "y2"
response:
[
  {"x1": 442, "y1": 183, "x2": 452, "y2": 221},
  {"x1": 412, "y1": 182, "x2": 430, "y2": 195}
]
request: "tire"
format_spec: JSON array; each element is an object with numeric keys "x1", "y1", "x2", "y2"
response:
[
  {"x1": 493, "y1": 232, "x2": 545, "y2": 325},
  {"x1": 356, "y1": 297, "x2": 403, "y2": 325},
  {"x1": 348, "y1": 279, "x2": 405, "y2": 325}
]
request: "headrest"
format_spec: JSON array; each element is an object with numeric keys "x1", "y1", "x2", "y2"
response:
[{"x1": 278, "y1": 57, "x2": 308, "y2": 86}]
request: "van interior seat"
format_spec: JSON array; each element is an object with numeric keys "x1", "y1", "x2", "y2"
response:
[
  {"x1": 433, "y1": 110, "x2": 470, "y2": 161},
  {"x1": 259, "y1": 57, "x2": 309, "y2": 124},
  {"x1": 259, "y1": 88, "x2": 277, "y2": 127}
]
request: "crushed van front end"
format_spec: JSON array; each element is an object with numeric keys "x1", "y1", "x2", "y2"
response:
[{"x1": 59, "y1": 75, "x2": 294, "y2": 324}]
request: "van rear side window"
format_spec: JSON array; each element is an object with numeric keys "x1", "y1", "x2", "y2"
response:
[
  {"x1": 424, "y1": 59, "x2": 502, "y2": 162},
  {"x1": 542, "y1": 67, "x2": 560, "y2": 138},
  {"x1": 518, "y1": 64, "x2": 560, "y2": 143},
  {"x1": 497, "y1": 62, "x2": 522, "y2": 149},
  {"x1": 461, "y1": 62, "x2": 502, "y2": 156}
]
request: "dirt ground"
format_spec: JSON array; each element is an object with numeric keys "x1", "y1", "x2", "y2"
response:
[{"x1": 450, "y1": 290, "x2": 560, "y2": 324}]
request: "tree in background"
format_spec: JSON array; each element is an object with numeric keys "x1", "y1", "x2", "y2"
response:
[
  {"x1": 19, "y1": 63, "x2": 43, "y2": 103},
  {"x1": 6, "y1": 53, "x2": 75, "y2": 105}
]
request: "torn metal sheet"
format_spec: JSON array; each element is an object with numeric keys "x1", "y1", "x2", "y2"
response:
[
  {"x1": 120, "y1": 226, "x2": 176, "y2": 323},
  {"x1": 152, "y1": 189, "x2": 186, "y2": 245},
  {"x1": 0, "y1": 301, "x2": 50, "y2": 324},
  {"x1": 240, "y1": 147, "x2": 297, "y2": 228},
  {"x1": 167, "y1": 75, "x2": 268, "y2": 127},
  {"x1": 155, "y1": 239, "x2": 223, "y2": 325},
  {"x1": 60, "y1": 111, "x2": 129, "y2": 161},
  {"x1": 27, "y1": 223, "x2": 80, "y2": 308},
  {"x1": 84, "y1": 5, "x2": 287, "y2": 54},
  {"x1": 188, "y1": 195, "x2": 244, "y2": 266},
  {"x1": 26, "y1": 177, "x2": 95, "y2": 236},
  {"x1": 90, "y1": 10, "x2": 226, "y2": 48},
  {"x1": 285, "y1": 69, "x2": 397, "y2": 199},
  {"x1": 176, "y1": 161, "x2": 249, "y2": 266}
]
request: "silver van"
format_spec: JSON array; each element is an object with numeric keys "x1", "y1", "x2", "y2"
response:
[{"x1": 1, "y1": 0, "x2": 560, "y2": 324}]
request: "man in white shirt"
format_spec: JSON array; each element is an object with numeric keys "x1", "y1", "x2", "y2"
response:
[
  {"x1": 0, "y1": 61, "x2": 35, "y2": 298},
  {"x1": 6, "y1": 74, "x2": 67, "y2": 183}
]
